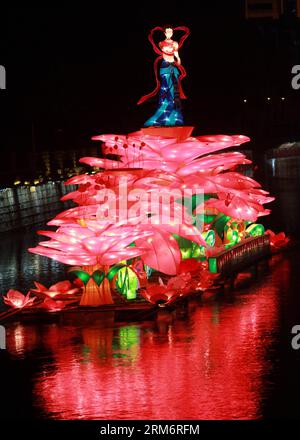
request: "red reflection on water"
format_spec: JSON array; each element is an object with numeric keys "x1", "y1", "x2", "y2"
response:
[{"x1": 6, "y1": 258, "x2": 291, "y2": 419}]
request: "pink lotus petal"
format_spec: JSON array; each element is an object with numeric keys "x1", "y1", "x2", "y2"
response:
[
  {"x1": 64, "y1": 175, "x2": 95, "y2": 185},
  {"x1": 41, "y1": 298, "x2": 66, "y2": 312},
  {"x1": 33, "y1": 281, "x2": 47, "y2": 292},
  {"x1": 49, "y1": 280, "x2": 72, "y2": 293},
  {"x1": 79, "y1": 157, "x2": 121, "y2": 169},
  {"x1": 136, "y1": 230, "x2": 181, "y2": 275}
]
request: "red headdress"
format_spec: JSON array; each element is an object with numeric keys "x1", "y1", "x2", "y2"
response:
[{"x1": 137, "y1": 26, "x2": 190, "y2": 105}]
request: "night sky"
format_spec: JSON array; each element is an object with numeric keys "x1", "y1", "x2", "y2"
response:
[{"x1": 0, "y1": 3, "x2": 299, "y2": 154}]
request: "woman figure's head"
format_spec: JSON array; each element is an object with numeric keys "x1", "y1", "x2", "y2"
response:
[{"x1": 163, "y1": 25, "x2": 173, "y2": 39}]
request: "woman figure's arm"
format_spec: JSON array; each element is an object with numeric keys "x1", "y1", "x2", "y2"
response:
[{"x1": 173, "y1": 41, "x2": 181, "y2": 65}]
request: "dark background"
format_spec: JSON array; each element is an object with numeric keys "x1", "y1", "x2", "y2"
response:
[{"x1": 0, "y1": 2, "x2": 299, "y2": 155}]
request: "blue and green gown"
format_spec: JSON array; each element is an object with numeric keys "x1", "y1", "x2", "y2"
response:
[{"x1": 144, "y1": 60, "x2": 184, "y2": 127}]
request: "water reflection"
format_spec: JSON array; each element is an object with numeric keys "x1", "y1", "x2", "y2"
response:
[
  {"x1": 0, "y1": 230, "x2": 67, "y2": 310},
  {"x1": 3, "y1": 260, "x2": 286, "y2": 420}
]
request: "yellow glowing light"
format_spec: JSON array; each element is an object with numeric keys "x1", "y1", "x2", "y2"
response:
[{"x1": 77, "y1": 219, "x2": 87, "y2": 227}]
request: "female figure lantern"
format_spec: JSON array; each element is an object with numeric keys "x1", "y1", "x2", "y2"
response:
[{"x1": 138, "y1": 25, "x2": 190, "y2": 127}]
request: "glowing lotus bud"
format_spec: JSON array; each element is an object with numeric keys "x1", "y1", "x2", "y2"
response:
[
  {"x1": 31, "y1": 280, "x2": 80, "y2": 299},
  {"x1": 140, "y1": 285, "x2": 179, "y2": 305},
  {"x1": 266, "y1": 229, "x2": 290, "y2": 249},
  {"x1": 141, "y1": 272, "x2": 193, "y2": 305},
  {"x1": 3, "y1": 290, "x2": 36, "y2": 309}
]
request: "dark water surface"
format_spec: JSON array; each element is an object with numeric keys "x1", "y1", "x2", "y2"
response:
[{"x1": 0, "y1": 171, "x2": 300, "y2": 420}]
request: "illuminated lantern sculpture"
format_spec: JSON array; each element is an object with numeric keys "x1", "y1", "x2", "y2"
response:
[
  {"x1": 29, "y1": 125, "x2": 276, "y2": 306},
  {"x1": 26, "y1": 25, "x2": 282, "y2": 309}
]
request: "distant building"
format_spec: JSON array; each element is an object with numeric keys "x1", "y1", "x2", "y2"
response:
[{"x1": 245, "y1": 0, "x2": 300, "y2": 19}]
